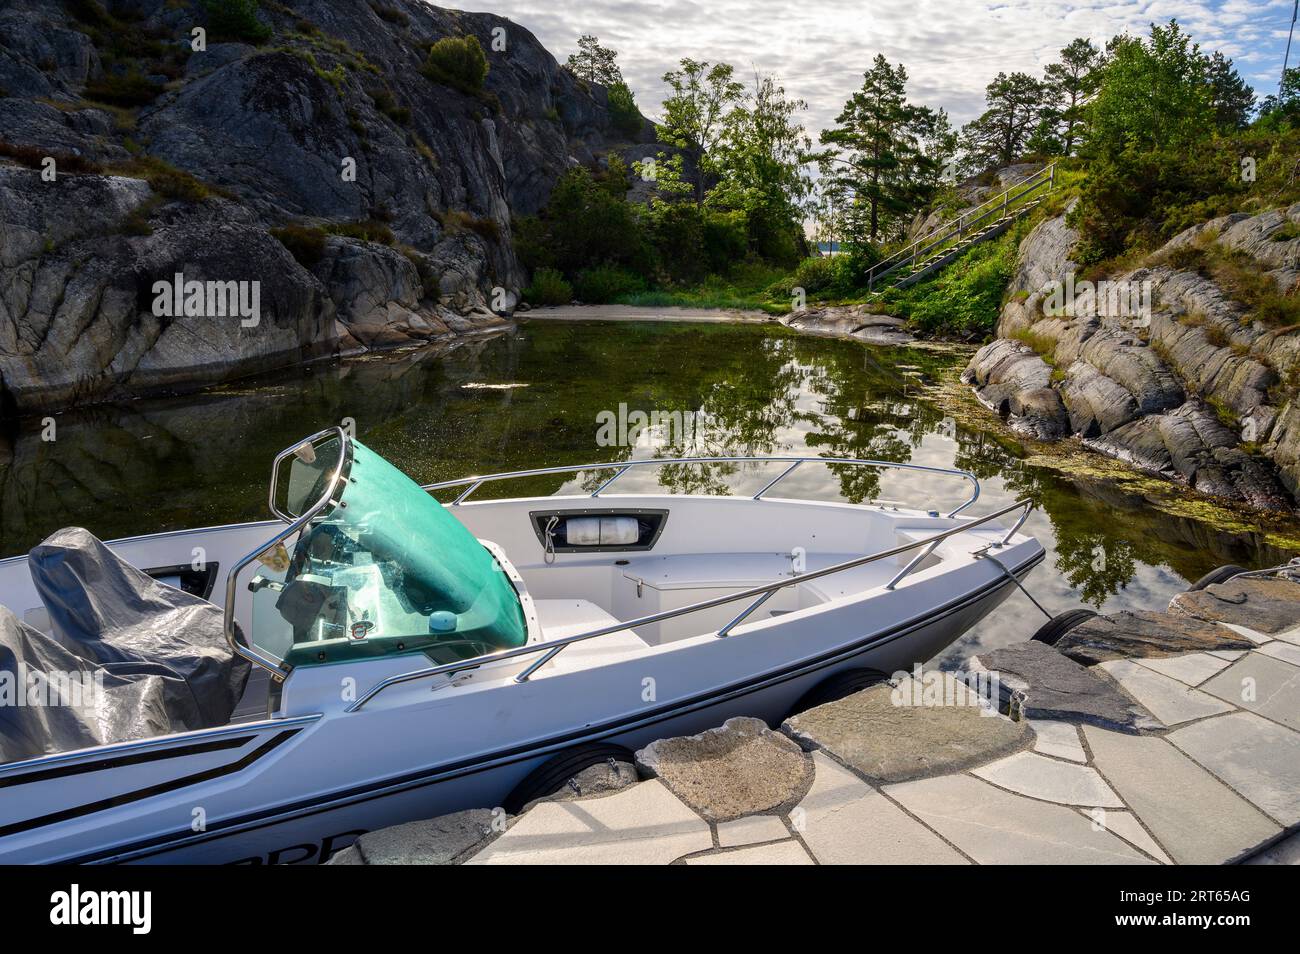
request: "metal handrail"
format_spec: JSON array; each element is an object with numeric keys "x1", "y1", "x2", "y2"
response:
[
  {"x1": 424, "y1": 455, "x2": 982, "y2": 518},
  {"x1": 345, "y1": 497, "x2": 1036, "y2": 712},
  {"x1": 866, "y1": 163, "x2": 1056, "y2": 292}
]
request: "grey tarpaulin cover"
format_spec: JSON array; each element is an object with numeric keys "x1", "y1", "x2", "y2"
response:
[{"x1": 0, "y1": 527, "x2": 251, "y2": 763}]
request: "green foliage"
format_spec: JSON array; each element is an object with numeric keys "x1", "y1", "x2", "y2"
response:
[
  {"x1": 423, "y1": 35, "x2": 489, "y2": 95},
  {"x1": 114, "y1": 155, "x2": 218, "y2": 202},
  {"x1": 270, "y1": 224, "x2": 328, "y2": 267},
  {"x1": 566, "y1": 35, "x2": 622, "y2": 85},
  {"x1": 607, "y1": 81, "x2": 642, "y2": 137},
  {"x1": 658, "y1": 58, "x2": 746, "y2": 204},
  {"x1": 958, "y1": 71, "x2": 1048, "y2": 172},
  {"x1": 325, "y1": 219, "x2": 395, "y2": 245},
  {"x1": 818, "y1": 55, "x2": 953, "y2": 241},
  {"x1": 523, "y1": 267, "x2": 572, "y2": 306},
  {"x1": 202, "y1": 0, "x2": 271, "y2": 44},
  {"x1": 883, "y1": 229, "x2": 1017, "y2": 336},
  {"x1": 574, "y1": 265, "x2": 646, "y2": 303},
  {"x1": 84, "y1": 71, "x2": 163, "y2": 107}
]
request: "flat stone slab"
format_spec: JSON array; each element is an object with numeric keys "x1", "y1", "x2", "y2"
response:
[
  {"x1": 1169, "y1": 711, "x2": 1300, "y2": 826},
  {"x1": 973, "y1": 751, "x2": 1124, "y2": 807},
  {"x1": 329, "y1": 809, "x2": 497, "y2": 865},
  {"x1": 635, "y1": 717, "x2": 813, "y2": 822},
  {"x1": 465, "y1": 780, "x2": 711, "y2": 865},
  {"x1": 1257, "y1": 640, "x2": 1300, "y2": 667},
  {"x1": 1168, "y1": 577, "x2": 1300, "y2": 634},
  {"x1": 1083, "y1": 726, "x2": 1280, "y2": 864},
  {"x1": 1135, "y1": 652, "x2": 1234, "y2": 687},
  {"x1": 684, "y1": 840, "x2": 813, "y2": 865},
  {"x1": 716, "y1": 814, "x2": 790, "y2": 848},
  {"x1": 782, "y1": 675, "x2": 1029, "y2": 783},
  {"x1": 973, "y1": 640, "x2": 1159, "y2": 732},
  {"x1": 1028, "y1": 720, "x2": 1086, "y2": 762},
  {"x1": 884, "y1": 774, "x2": 1153, "y2": 864},
  {"x1": 1098, "y1": 660, "x2": 1236, "y2": 726},
  {"x1": 793, "y1": 752, "x2": 967, "y2": 865},
  {"x1": 1082, "y1": 809, "x2": 1172, "y2": 864},
  {"x1": 1200, "y1": 653, "x2": 1300, "y2": 731},
  {"x1": 1055, "y1": 610, "x2": 1254, "y2": 665},
  {"x1": 1271, "y1": 624, "x2": 1300, "y2": 647}
]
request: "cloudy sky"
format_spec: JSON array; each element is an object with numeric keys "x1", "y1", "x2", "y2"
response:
[{"x1": 472, "y1": 0, "x2": 1298, "y2": 138}]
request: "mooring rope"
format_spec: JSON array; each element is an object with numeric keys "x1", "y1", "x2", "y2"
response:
[{"x1": 976, "y1": 548, "x2": 1053, "y2": 621}]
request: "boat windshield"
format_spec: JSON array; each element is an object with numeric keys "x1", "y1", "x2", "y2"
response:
[{"x1": 248, "y1": 435, "x2": 528, "y2": 668}]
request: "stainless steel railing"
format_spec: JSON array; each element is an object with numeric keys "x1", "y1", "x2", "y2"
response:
[
  {"x1": 423, "y1": 455, "x2": 982, "y2": 518},
  {"x1": 344, "y1": 496, "x2": 1036, "y2": 712}
]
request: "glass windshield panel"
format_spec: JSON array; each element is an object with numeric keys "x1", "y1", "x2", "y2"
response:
[{"x1": 248, "y1": 438, "x2": 528, "y2": 668}]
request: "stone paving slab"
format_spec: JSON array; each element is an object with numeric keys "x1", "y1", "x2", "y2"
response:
[
  {"x1": 1082, "y1": 809, "x2": 1172, "y2": 864},
  {"x1": 1169, "y1": 578, "x2": 1300, "y2": 634},
  {"x1": 465, "y1": 780, "x2": 711, "y2": 865},
  {"x1": 884, "y1": 774, "x2": 1152, "y2": 864},
  {"x1": 1098, "y1": 659, "x2": 1235, "y2": 726},
  {"x1": 1256, "y1": 640, "x2": 1300, "y2": 667},
  {"x1": 973, "y1": 640, "x2": 1159, "y2": 731},
  {"x1": 794, "y1": 752, "x2": 968, "y2": 865},
  {"x1": 1135, "y1": 652, "x2": 1233, "y2": 687},
  {"x1": 684, "y1": 840, "x2": 813, "y2": 865},
  {"x1": 1200, "y1": 653, "x2": 1300, "y2": 731},
  {"x1": 1055, "y1": 610, "x2": 1253, "y2": 665},
  {"x1": 1028, "y1": 720, "x2": 1086, "y2": 762},
  {"x1": 636, "y1": 717, "x2": 812, "y2": 822},
  {"x1": 783, "y1": 675, "x2": 1029, "y2": 783},
  {"x1": 716, "y1": 814, "x2": 790, "y2": 848},
  {"x1": 973, "y1": 751, "x2": 1124, "y2": 807},
  {"x1": 1082, "y1": 727, "x2": 1280, "y2": 864},
  {"x1": 1270, "y1": 624, "x2": 1300, "y2": 647},
  {"x1": 1168, "y1": 711, "x2": 1300, "y2": 826},
  {"x1": 326, "y1": 810, "x2": 496, "y2": 865},
  {"x1": 1217, "y1": 623, "x2": 1272, "y2": 645}
]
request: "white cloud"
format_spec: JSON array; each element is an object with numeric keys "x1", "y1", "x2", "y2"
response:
[{"x1": 467, "y1": 0, "x2": 1297, "y2": 139}]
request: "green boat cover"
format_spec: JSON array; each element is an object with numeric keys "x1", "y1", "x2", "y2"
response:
[{"x1": 268, "y1": 437, "x2": 528, "y2": 668}]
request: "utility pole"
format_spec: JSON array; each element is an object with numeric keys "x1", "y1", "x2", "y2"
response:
[{"x1": 1284, "y1": 0, "x2": 1299, "y2": 98}]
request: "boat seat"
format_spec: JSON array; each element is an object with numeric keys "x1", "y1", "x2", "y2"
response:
[{"x1": 531, "y1": 599, "x2": 648, "y2": 672}]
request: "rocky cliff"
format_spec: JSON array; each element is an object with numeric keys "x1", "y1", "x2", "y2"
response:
[
  {"x1": 965, "y1": 200, "x2": 1300, "y2": 509},
  {"x1": 0, "y1": 0, "x2": 652, "y2": 415}
]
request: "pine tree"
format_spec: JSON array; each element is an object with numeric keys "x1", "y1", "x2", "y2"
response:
[
  {"x1": 818, "y1": 55, "x2": 937, "y2": 241},
  {"x1": 1206, "y1": 52, "x2": 1256, "y2": 130},
  {"x1": 565, "y1": 35, "x2": 623, "y2": 86},
  {"x1": 1045, "y1": 38, "x2": 1100, "y2": 155},
  {"x1": 959, "y1": 72, "x2": 1047, "y2": 172}
]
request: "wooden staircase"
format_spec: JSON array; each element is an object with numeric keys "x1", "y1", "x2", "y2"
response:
[{"x1": 865, "y1": 163, "x2": 1057, "y2": 295}]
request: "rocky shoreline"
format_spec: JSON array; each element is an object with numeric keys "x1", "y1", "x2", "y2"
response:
[
  {"x1": 329, "y1": 569, "x2": 1300, "y2": 865},
  {"x1": 0, "y1": 0, "x2": 653, "y2": 416},
  {"x1": 964, "y1": 202, "x2": 1300, "y2": 510}
]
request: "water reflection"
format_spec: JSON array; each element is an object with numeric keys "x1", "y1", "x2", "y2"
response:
[{"x1": 1, "y1": 321, "x2": 1293, "y2": 662}]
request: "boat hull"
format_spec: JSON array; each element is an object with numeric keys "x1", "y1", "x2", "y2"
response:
[{"x1": 0, "y1": 554, "x2": 1036, "y2": 865}]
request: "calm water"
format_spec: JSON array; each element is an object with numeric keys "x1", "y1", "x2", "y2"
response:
[{"x1": 0, "y1": 320, "x2": 1291, "y2": 665}]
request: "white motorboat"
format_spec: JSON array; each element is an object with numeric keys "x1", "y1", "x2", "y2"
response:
[{"x1": 0, "y1": 427, "x2": 1042, "y2": 864}]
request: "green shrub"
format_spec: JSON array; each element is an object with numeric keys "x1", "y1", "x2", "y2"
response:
[
  {"x1": 574, "y1": 265, "x2": 646, "y2": 303},
  {"x1": 325, "y1": 219, "x2": 395, "y2": 245},
  {"x1": 440, "y1": 208, "x2": 499, "y2": 241},
  {"x1": 790, "y1": 256, "x2": 837, "y2": 294},
  {"x1": 606, "y1": 81, "x2": 641, "y2": 137},
  {"x1": 884, "y1": 230, "x2": 1016, "y2": 337},
  {"x1": 84, "y1": 71, "x2": 164, "y2": 107},
  {"x1": 524, "y1": 267, "x2": 572, "y2": 306},
  {"x1": 701, "y1": 209, "x2": 748, "y2": 274},
  {"x1": 422, "y1": 35, "x2": 489, "y2": 95},
  {"x1": 114, "y1": 155, "x2": 216, "y2": 202},
  {"x1": 270, "y1": 224, "x2": 328, "y2": 267},
  {"x1": 202, "y1": 0, "x2": 272, "y2": 44}
]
